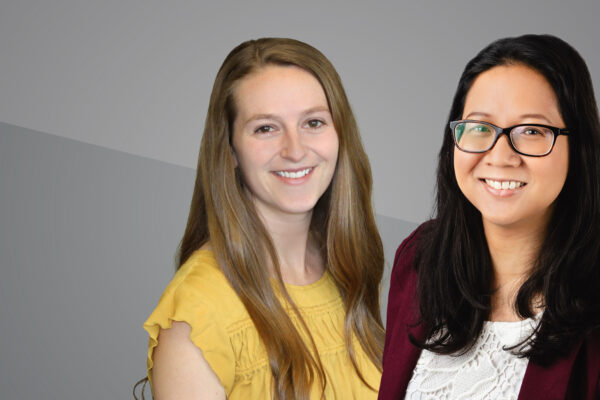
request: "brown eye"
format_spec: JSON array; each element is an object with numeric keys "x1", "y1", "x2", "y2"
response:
[
  {"x1": 255, "y1": 125, "x2": 275, "y2": 134},
  {"x1": 513, "y1": 126, "x2": 553, "y2": 138},
  {"x1": 306, "y1": 119, "x2": 324, "y2": 129},
  {"x1": 522, "y1": 128, "x2": 544, "y2": 136}
]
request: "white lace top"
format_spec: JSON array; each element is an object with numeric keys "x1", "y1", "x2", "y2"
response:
[{"x1": 406, "y1": 316, "x2": 541, "y2": 400}]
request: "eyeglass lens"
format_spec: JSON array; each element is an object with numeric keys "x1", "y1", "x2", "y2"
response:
[{"x1": 454, "y1": 122, "x2": 554, "y2": 155}]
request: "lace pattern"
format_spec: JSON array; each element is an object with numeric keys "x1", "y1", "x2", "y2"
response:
[{"x1": 406, "y1": 316, "x2": 540, "y2": 400}]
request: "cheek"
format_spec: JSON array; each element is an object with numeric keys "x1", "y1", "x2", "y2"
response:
[
  {"x1": 233, "y1": 137, "x2": 273, "y2": 172},
  {"x1": 453, "y1": 148, "x2": 479, "y2": 188},
  {"x1": 327, "y1": 134, "x2": 340, "y2": 164},
  {"x1": 321, "y1": 129, "x2": 340, "y2": 160},
  {"x1": 536, "y1": 137, "x2": 569, "y2": 198},
  {"x1": 308, "y1": 129, "x2": 339, "y2": 166},
  {"x1": 536, "y1": 155, "x2": 569, "y2": 201},
  {"x1": 453, "y1": 149, "x2": 488, "y2": 209},
  {"x1": 554, "y1": 139, "x2": 569, "y2": 187}
]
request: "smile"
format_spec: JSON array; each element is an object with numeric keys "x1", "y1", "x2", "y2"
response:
[
  {"x1": 483, "y1": 179, "x2": 526, "y2": 190},
  {"x1": 274, "y1": 167, "x2": 313, "y2": 179}
]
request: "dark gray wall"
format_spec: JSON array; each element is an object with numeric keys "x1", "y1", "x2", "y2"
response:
[{"x1": 0, "y1": 123, "x2": 193, "y2": 398}]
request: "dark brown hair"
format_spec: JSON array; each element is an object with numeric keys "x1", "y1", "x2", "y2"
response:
[{"x1": 414, "y1": 34, "x2": 600, "y2": 365}]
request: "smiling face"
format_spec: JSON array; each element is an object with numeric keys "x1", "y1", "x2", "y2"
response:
[
  {"x1": 454, "y1": 64, "x2": 569, "y2": 231},
  {"x1": 231, "y1": 65, "x2": 339, "y2": 221}
]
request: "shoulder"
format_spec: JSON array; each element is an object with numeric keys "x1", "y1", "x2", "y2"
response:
[
  {"x1": 173, "y1": 249, "x2": 230, "y2": 293},
  {"x1": 144, "y1": 248, "x2": 241, "y2": 333},
  {"x1": 164, "y1": 249, "x2": 243, "y2": 314},
  {"x1": 380, "y1": 222, "x2": 431, "y2": 399},
  {"x1": 144, "y1": 249, "x2": 241, "y2": 394},
  {"x1": 391, "y1": 220, "x2": 433, "y2": 284},
  {"x1": 385, "y1": 220, "x2": 434, "y2": 337},
  {"x1": 387, "y1": 220, "x2": 434, "y2": 309},
  {"x1": 144, "y1": 248, "x2": 248, "y2": 354}
]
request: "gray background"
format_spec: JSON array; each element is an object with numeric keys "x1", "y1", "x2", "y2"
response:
[{"x1": 1, "y1": 1, "x2": 599, "y2": 398}]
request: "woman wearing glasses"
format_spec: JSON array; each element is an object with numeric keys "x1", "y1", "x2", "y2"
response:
[
  {"x1": 141, "y1": 38, "x2": 384, "y2": 400},
  {"x1": 379, "y1": 34, "x2": 600, "y2": 399}
]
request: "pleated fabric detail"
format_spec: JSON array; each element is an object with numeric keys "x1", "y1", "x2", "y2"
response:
[{"x1": 144, "y1": 249, "x2": 380, "y2": 399}]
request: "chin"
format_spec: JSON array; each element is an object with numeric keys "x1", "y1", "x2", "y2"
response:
[
  {"x1": 483, "y1": 218, "x2": 520, "y2": 229},
  {"x1": 282, "y1": 203, "x2": 319, "y2": 215},
  {"x1": 280, "y1": 195, "x2": 321, "y2": 211},
  {"x1": 481, "y1": 212, "x2": 539, "y2": 230}
]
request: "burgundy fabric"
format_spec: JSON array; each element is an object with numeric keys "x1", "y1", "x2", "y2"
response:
[
  {"x1": 378, "y1": 226, "x2": 425, "y2": 399},
  {"x1": 378, "y1": 224, "x2": 600, "y2": 400}
]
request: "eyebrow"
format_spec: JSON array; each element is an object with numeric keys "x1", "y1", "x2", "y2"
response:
[
  {"x1": 243, "y1": 106, "x2": 331, "y2": 126},
  {"x1": 518, "y1": 113, "x2": 552, "y2": 124},
  {"x1": 243, "y1": 113, "x2": 279, "y2": 126},
  {"x1": 464, "y1": 111, "x2": 553, "y2": 124},
  {"x1": 464, "y1": 111, "x2": 492, "y2": 120},
  {"x1": 302, "y1": 106, "x2": 331, "y2": 115}
]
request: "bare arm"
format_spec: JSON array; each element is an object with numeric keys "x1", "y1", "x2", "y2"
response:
[{"x1": 152, "y1": 321, "x2": 226, "y2": 400}]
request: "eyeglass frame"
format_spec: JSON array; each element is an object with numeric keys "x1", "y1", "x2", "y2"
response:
[{"x1": 449, "y1": 119, "x2": 570, "y2": 157}]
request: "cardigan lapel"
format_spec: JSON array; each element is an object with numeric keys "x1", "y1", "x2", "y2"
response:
[{"x1": 517, "y1": 339, "x2": 582, "y2": 400}]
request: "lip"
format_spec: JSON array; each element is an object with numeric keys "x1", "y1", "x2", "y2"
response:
[
  {"x1": 271, "y1": 166, "x2": 315, "y2": 184},
  {"x1": 479, "y1": 178, "x2": 527, "y2": 197}
]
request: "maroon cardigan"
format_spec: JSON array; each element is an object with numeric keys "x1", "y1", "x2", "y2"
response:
[{"x1": 379, "y1": 224, "x2": 600, "y2": 399}]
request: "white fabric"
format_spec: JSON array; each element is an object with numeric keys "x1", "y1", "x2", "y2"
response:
[{"x1": 406, "y1": 316, "x2": 540, "y2": 400}]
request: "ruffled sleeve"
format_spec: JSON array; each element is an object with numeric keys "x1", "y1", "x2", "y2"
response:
[{"x1": 143, "y1": 259, "x2": 236, "y2": 394}]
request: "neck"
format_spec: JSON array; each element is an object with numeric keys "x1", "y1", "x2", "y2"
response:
[
  {"x1": 257, "y1": 208, "x2": 324, "y2": 285},
  {"x1": 484, "y1": 216, "x2": 548, "y2": 321}
]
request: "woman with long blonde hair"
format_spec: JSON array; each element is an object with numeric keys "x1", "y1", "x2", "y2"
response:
[{"x1": 142, "y1": 38, "x2": 384, "y2": 399}]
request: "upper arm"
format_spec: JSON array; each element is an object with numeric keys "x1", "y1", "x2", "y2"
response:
[
  {"x1": 383, "y1": 225, "x2": 423, "y2": 359},
  {"x1": 151, "y1": 321, "x2": 226, "y2": 400},
  {"x1": 386, "y1": 227, "x2": 421, "y2": 324}
]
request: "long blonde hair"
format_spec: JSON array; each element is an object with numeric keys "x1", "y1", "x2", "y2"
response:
[{"x1": 180, "y1": 38, "x2": 384, "y2": 399}]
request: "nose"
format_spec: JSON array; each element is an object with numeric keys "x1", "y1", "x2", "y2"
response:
[
  {"x1": 280, "y1": 129, "x2": 307, "y2": 162},
  {"x1": 485, "y1": 134, "x2": 521, "y2": 167}
]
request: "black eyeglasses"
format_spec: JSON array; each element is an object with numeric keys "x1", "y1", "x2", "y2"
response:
[{"x1": 449, "y1": 120, "x2": 569, "y2": 157}]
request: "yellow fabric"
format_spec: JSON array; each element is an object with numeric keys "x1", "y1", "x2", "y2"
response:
[{"x1": 144, "y1": 249, "x2": 381, "y2": 399}]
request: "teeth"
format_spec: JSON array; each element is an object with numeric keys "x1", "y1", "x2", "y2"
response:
[
  {"x1": 484, "y1": 179, "x2": 525, "y2": 190},
  {"x1": 275, "y1": 168, "x2": 312, "y2": 179}
]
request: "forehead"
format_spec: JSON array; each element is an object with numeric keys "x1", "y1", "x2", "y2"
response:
[
  {"x1": 232, "y1": 65, "x2": 329, "y2": 119},
  {"x1": 463, "y1": 64, "x2": 562, "y2": 124}
]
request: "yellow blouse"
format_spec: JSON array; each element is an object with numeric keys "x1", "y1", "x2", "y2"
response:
[{"x1": 144, "y1": 249, "x2": 381, "y2": 399}]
